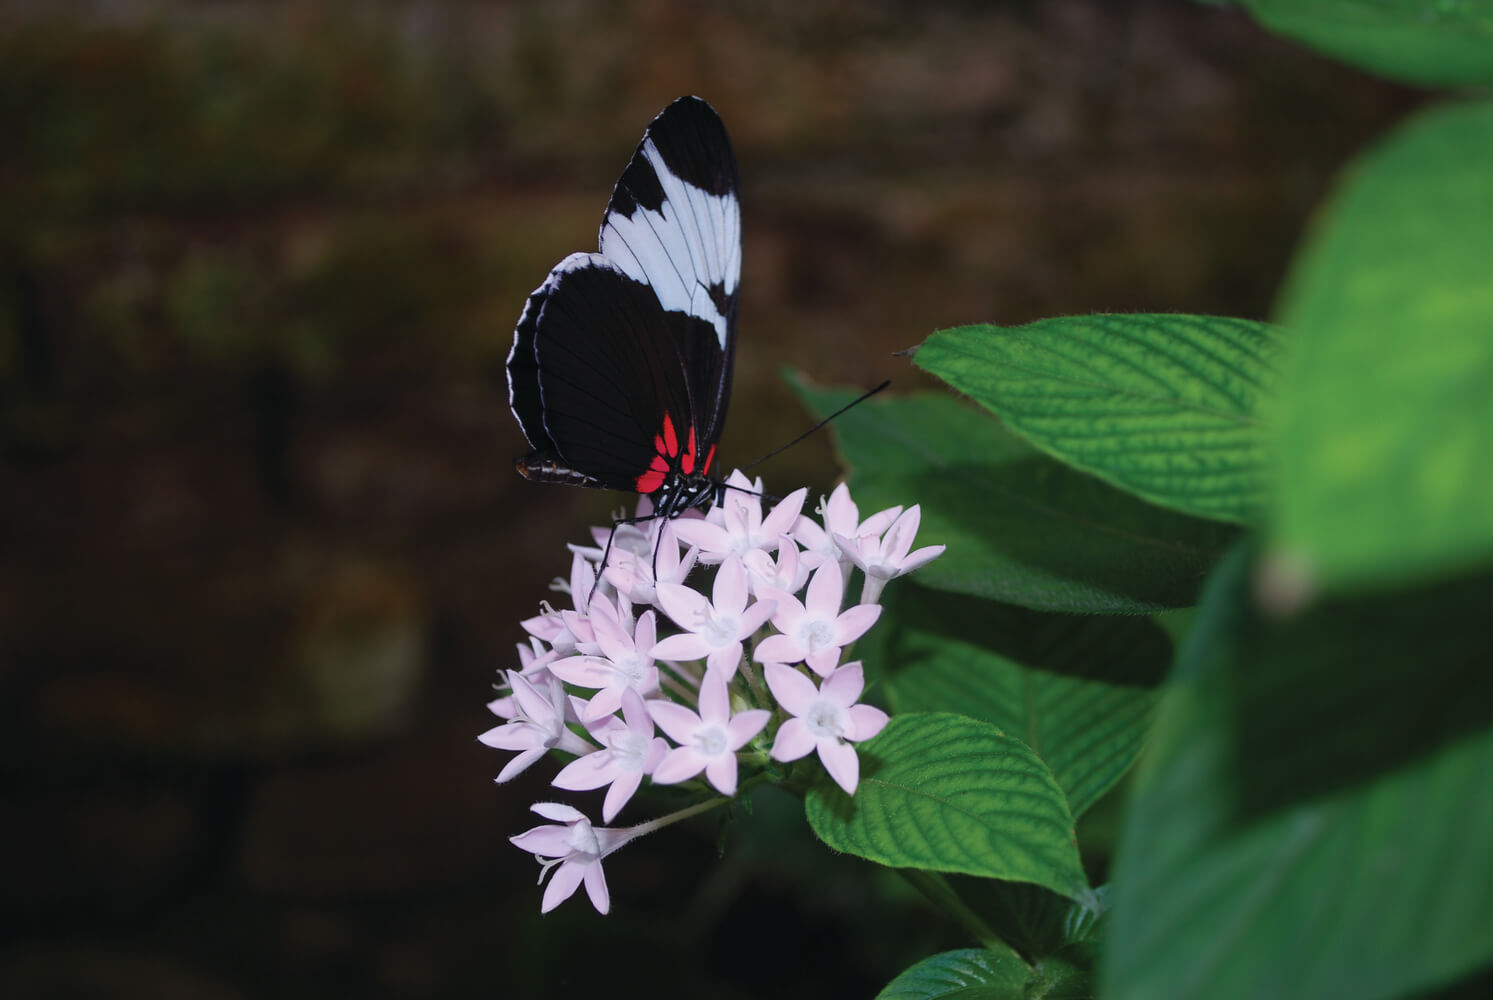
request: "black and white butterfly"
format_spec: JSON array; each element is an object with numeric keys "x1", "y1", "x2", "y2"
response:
[{"x1": 507, "y1": 96, "x2": 741, "y2": 529}]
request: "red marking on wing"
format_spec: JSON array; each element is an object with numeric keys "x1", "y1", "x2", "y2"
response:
[
  {"x1": 702, "y1": 443, "x2": 717, "y2": 474},
  {"x1": 661, "y1": 413, "x2": 678, "y2": 457},
  {"x1": 636, "y1": 413, "x2": 698, "y2": 495},
  {"x1": 681, "y1": 426, "x2": 699, "y2": 474},
  {"x1": 636, "y1": 452, "x2": 669, "y2": 493}
]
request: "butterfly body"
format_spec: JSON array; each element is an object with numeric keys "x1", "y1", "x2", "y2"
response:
[{"x1": 507, "y1": 97, "x2": 741, "y2": 522}]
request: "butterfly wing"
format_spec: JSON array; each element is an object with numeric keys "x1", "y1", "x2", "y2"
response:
[{"x1": 508, "y1": 96, "x2": 741, "y2": 494}]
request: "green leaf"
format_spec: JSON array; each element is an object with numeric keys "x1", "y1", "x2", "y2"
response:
[
  {"x1": 955, "y1": 878, "x2": 1110, "y2": 960},
  {"x1": 1239, "y1": 0, "x2": 1493, "y2": 88},
  {"x1": 1271, "y1": 99, "x2": 1493, "y2": 594},
  {"x1": 862, "y1": 584, "x2": 1166, "y2": 817},
  {"x1": 875, "y1": 949, "x2": 1034, "y2": 1000},
  {"x1": 916, "y1": 316, "x2": 1283, "y2": 525},
  {"x1": 877, "y1": 948, "x2": 1094, "y2": 1000},
  {"x1": 807, "y1": 713, "x2": 1091, "y2": 903},
  {"x1": 792, "y1": 381, "x2": 1238, "y2": 613},
  {"x1": 1101, "y1": 545, "x2": 1493, "y2": 1000},
  {"x1": 1228, "y1": 565, "x2": 1493, "y2": 818}
]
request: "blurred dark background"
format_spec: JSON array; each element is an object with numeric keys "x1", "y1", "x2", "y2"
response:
[{"x1": 0, "y1": 1, "x2": 1417, "y2": 997}]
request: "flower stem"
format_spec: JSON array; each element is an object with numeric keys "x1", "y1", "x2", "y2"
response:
[
  {"x1": 619, "y1": 795, "x2": 731, "y2": 841},
  {"x1": 897, "y1": 869, "x2": 1026, "y2": 964}
]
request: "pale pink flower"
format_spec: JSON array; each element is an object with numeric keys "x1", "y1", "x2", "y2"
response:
[
  {"x1": 742, "y1": 534, "x2": 810, "y2": 597},
  {"x1": 793, "y1": 482, "x2": 903, "y2": 569},
  {"x1": 549, "y1": 607, "x2": 662, "y2": 723},
  {"x1": 652, "y1": 555, "x2": 775, "y2": 678},
  {"x1": 553, "y1": 689, "x2": 668, "y2": 822},
  {"x1": 648, "y1": 671, "x2": 771, "y2": 796},
  {"x1": 479, "y1": 670, "x2": 595, "y2": 782},
  {"x1": 764, "y1": 661, "x2": 888, "y2": 794},
  {"x1": 603, "y1": 520, "x2": 700, "y2": 606},
  {"x1": 521, "y1": 551, "x2": 601, "y2": 655},
  {"x1": 487, "y1": 638, "x2": 558, "y2": 720},
  {"x1": 569, "y1": 515, "x2": 652, "y2": 567},
  {"x1": 674, "y1": 481, "x2": 808, "y2": 563},
  {"x1": 510, "y1": 802, "x2": 636, "y2": 914},
  {"x1": 754, "y1": 560, "x2": 882, "y2": 676},
  {"x1": 836, "y1": 504, "x2": 945, "y2": 604}
]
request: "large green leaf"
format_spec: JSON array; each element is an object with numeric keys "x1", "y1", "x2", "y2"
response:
[
  {"x1": 915, "y1": 316, "x2": 1283, "y2": 525},
  {"x1": 861, "y1": 584, "x2": 1166, "y2": 818},
  {"x1": 877, "y1": 948, "x2": 1092, "y2": 1000},
  {"x1": 806, "y1": 713, "x2": 1092, "y2": 904},
  {"x1": 792, "y1": 381, "x2": 1237, "y2": 613},
  {"x1": 1101, "y1": 545, "x2": 1493, "y2": 1000},
  {"x1": 1239, "y1": 0, "x2": 1493, "y2": 88},
  {"x1": 1227, "y1": 564, "x2": 1493, "y2": 818},
  {"x1": 1271, "y1": 100, "x2": 1493, "y2": 595}
]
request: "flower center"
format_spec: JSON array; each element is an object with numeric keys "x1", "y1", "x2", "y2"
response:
[
  {"x1": 805, "y1": 700, "x2": 844, "y2": 740},
  {"x1": 609, "y1": 728, "x2": 649, "y2": 770},
  {"x1": 613, "y1": 654, "x2": 647, "y2": 687},
  {"x1": 703, "y1": 613, "x2": 738, "y2": 647},
  {"x1": 693, "y1": 723, "x2": 728, "y2": 758},
  {"x1": 797, "y1": 619, "x2": 834, "y2": 654},
  {"x1": 564, "y1": 819, "x2": 601, "y2": 858}
]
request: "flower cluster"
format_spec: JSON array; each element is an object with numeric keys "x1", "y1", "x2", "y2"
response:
[{"x1": 483, "y1": 472, "x2": 944, "y2": 914}]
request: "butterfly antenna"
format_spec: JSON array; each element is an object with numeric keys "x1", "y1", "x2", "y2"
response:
[{"x1": 737, "y1": 380, "x2": 890, "y2": 473}]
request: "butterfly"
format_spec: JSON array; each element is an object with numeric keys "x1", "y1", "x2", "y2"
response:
[{"x1": 506, "y1": 96, "x2": 742, "y2": 536}]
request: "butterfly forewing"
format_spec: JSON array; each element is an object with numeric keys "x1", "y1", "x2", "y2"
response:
[{"x1": 508, "y1": 97, "x2": 741, "y2": 500}]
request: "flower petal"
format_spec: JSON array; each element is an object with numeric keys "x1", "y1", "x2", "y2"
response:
[
  {"x1": 706, "y1": 642, "x2": 744, "y2": 678},
  {"x1": 726, "y1": 709, "x2": 772, "y2": 749},
  {"x1": 541, "y1": 861, "x2": 587, "y2": 913},
  {"x1": 646, "y1": 700, "x2": 703, "y2": 746},
  {"x1": 602, "y1": 770, "x2": 644, "y2": 822},
  {"x1": 650, "y1": 632, "x2": 712, "y2": 662},
  {"x1": 703, "y1": 752, "x2": 740, "y2": 796},
  {"x1": 753, "y1": 633, "x2": 804, "y2": 665},
  {"x1": 671, "y1": 517, "x2": 733, "y2": 555},
  {"x1": 816, "y1": 738, "x2": 861, "y2": 794},
  {"x1": 652, "y1": 746, "x2": 707, "y2": 785},
  {"x1": 581, "y1": 858, "x2": 611, "y2": 915},
  {"x1": 656, "y1": 582, "x2": 710, "y2": 634},
  {"x1": 552, "y1": 750, "x2": 616, "y2": 791},
  {"x1": 832, "y1": 604, "x2": 882, "y2": 645},
  {"x1": 713, "y1": 556, "x2": 751, "y2": 617},
  {"x1": 804, "y1": 559, "x2": 845, "y2": 618},
  {"x1": 769, "y1": 717, "x2": 816, "y2": 762},
  {"x1": 531, "y1": 801, "x2": 585, "y2": 823},
  {"x1": 760, "y1": 487, "x2": 808, "y2": 540},
  {"x1": 822, "y1": 662, "x2": 867, "y2": 706},
  {"x1": 847, "y1": 703, "x2": 890, "y2": 741},
  {"x1": 764, "y1": 662, "x2": 819, "y2": 715},
  {"x1": 697, "y1": 670, "x2": 729, "y2": 724}
]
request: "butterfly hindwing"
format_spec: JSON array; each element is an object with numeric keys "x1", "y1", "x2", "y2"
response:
[{"x1": 508, "y1": 97, "x2": 741, "y2": 497}]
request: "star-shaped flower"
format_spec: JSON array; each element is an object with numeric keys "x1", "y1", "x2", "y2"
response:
[
  {"x1": 602, "y1": 520, "x2": 700, "y2": 606},
  {"x1": 836, "y1": 504, "x2": 945, "y2": 604},
  {"x1": 478, "y1": 670, "x2": 595, "y2": 782},
  {"x1": 792, "y1": 482, "x2": 903, "y2": 570},
  {"x1": 754, "y1": 559, "x2": 881, "y2": 676},
  {"x1": 673, "y1": 479, "x2": 807, "y2": 563},
  {"x1": 486, "y1": 637, "x2": 558, "y2": 720},
  {"x1": 521, "y1": 551, "x2": 601, "y2": 655},
  {"x1": 510, "y1": 802, "x2": 636, "y2": 914},
  {"x1": 552, "y1": 689, "x2": 668, "y2": 821},
  {"x1": 549, "y1": 605, "x2": 662, "y2": 723},
  {"x1": 648, "y1": 671, "x2": 770, "y2": 796},
  {"x1": 764, "y1": 661, "x2": 888, "y2": 794},
  {"x1": 652, "y1": 555, "x2": 775, "y2": 678},
  {"x1": 742, "y1": 533, "x2": 810, "y2": 598}
]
